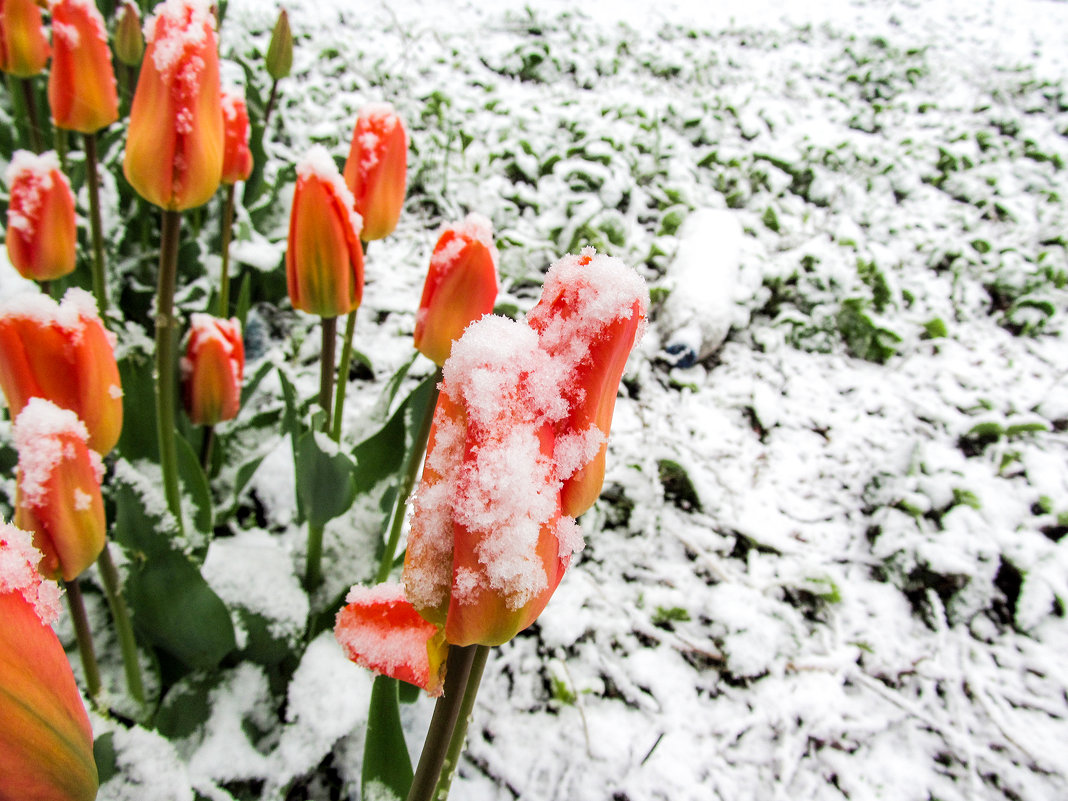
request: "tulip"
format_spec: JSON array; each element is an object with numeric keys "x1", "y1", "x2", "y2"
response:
[
  {"x1": 0, "y1": 523, "x2": 97, "y2": 801},
  {"x1": 12, "y1": 398, "x2": 106, "y2": 582},
  {"x1": 114, "y1": 1, "x2": 144, "y2": 67},
  {"x1": 265, "y1": 7, "x2": 292, "y2": 81},
  {"x1": 526, "y1": 249, "x2": 648, "y2": 517},
  {"x1": 335, "y1": 583, "x2": 448, "y2": 696},
  {"x1": 181, "y1": 313, "x2": 244, "y2": 425},
  {"x1": 0, "y1": 0, "x2": 49, "y2": 77},
  {"x1": 342, "y1": 103, "x2": 407, "y2": 241},
  {"x1": 220, "y1": 90, "x2": 253, "y2": 184},
  {"x1": 404, "y1": 316, "x2": 574, "y2": 647},
  {"x1": 414, "y1": 214, "x2": 499, "y2": 366},
  {"x1": 3, "y1": 151, "x2": 77, "y2": 282},
  {"x1": 286, "y1": 146, "x2": 365, "y2": 318},
  {"x1": 0, "y1": 288, "x2": 124, "y2": 455},
  {"x1": 123, "y1": 0, "x2": 223, "y2": 211},
  {"x1": 48, "y1": 0, "x2": 119, "y2": 134}
]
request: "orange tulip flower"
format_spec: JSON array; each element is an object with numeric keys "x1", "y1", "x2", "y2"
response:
[
  {"x1": 12, "y1": 398, "x2": 106, "y2": 582},
  {"x1": 181, "y1": 313, "x2": 244, "y2": 425},
  {"x1": 0, "y1": 0, "x2": 49, "y2": 77},
  {"x1": 342, "y1": 103, "x2": 407, "y2": 241},
  {"x1": 404, "y1": 316, "x2": 577, "y2": 647},
  {"x1": 48, "y1": 0, "x2": 119, "y2": 134},
  {"x1": 0, "y1": 288, "x2": 124, "y2": 455},
  {"x1": 526, "y1": 249, "x2": 648, "y2": 517},
  {"x1": 4, "y1": 151, "x2": 78, "y2": 283},
  {"x1": 220, "y1": 89, "x2": 253, "y2": 184},
  {"x1": 335, "y1": 583, "x2": 448, "y2": 696},
  {"x1": 0, "y1": 523, "x2": 97, "y2": 801},
  {"x1": 286, "y1": 146, "x2": 365, "y2": 318},
  {"x1": 414, "y1": 214, "x2": 499, "y2": 366},
  {"x1": 123, "y1": 0, "x2": 223, "y2": 211}
]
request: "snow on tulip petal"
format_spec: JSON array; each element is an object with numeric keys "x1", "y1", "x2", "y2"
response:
[
  {"x1": 221, "y1": 89, "x2": 253, "y2": 184},
  {"x1": 334, "y1": 583, "x2": 447, "y2": 696},
  {"x1": 13, "y1": 398, "x2": 106, "y2": 582},
  {"x1": 4, "y1": 151, "x2": 78, "y2": 282},
  {"x1": 342, "y1": 103, "x2": 407, "y2": 241},
  {"x1": 0, "y1": 287, "x2": 124, "y2": 455},
  {"x1": 0, "y1": 523, "x2": 97, "y2": 801},
  {"x1": 181, "y1": 313, "x2": 245, "y2": 425}
]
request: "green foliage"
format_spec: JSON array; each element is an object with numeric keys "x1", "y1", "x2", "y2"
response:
[{"x1": 837, "y1": 298, "x2": 901, "y2": 363}]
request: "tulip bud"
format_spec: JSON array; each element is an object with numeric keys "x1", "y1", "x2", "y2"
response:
[
  {"x1": 181, "y1": 313, "x2": 244, "y2": 425},
  {"x1": 286, "y1": 146, "x2": 364, "y2": 318},
  {"x1": 0, "y1": 0, "x2": 50, "y2": 77},
  {"x1": 265, "y1": 7, "x2": 292, "y2": 81},
  {"x1": 48, "y1": 0, "x2": 119, "y2": 134},
  {"x1": 114, "y1": 1, "x2": 144, "y2": 66},
  {"x1": 12, "y1": 399, "x2": 106, "y2": 582},
  {"x1": 123, "y1": 0, "x2": 223, "y2": 211},
  {"x1": 526, "y1": 249, "x2": 648, "y2": 517},
  {"x1": 335, "y1": 583, "x2": 448, "y2": 697},
  {"x1": 0, "y1": 288, "x2": 124, "y2": 455},
  {"x1": 0, "y1": 523, "x2": 97, "y2": 801},
  {"x1": 405, "y1": 316, "x2": 576, "y2": 647},
  {"x1": 414, "y1": 214, "x2": 499, "y2": 366},
  {"x1": 220, "y1": 89, "x2": 253, "y2": 184},
  {"x1": 342, "y1": 103, "x2": 407, "y2": 241},
  {"x1": 4, "y1": 151, "x2": 77, "y2": 282}
]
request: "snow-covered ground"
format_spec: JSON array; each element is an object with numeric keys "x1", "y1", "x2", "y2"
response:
[{"x1": 25, "y1": 0, "x2": 1065, "y2": 798}]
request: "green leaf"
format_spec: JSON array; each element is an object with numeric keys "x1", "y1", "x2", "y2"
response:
[
  {"x1": 240, "y1": 359, "x2": 274, "y2": 408},
  {"x1": 112, "y1": 473, "x2": 236, "y2": 671},
  {"x1": 372, "y1": 351, "x2": 418, "y2": 421},
  {"x1": 296, "y1": 431, "x2": 358, "y2": 530},
  {"x1": 278, "y1": 367, "x2": 306, "y2": 525},
  {"x1": 93, "y1": 733, "x2": 117, "y2": 785},
  {"x1": 116, "y1": 348, "x2": 159, "y2": 462},
  {"x1": 175, "y1": 433, "x2": 213, "y2": 543},
  {"x1": 235, "y1": 271, "x2": 253, "y2": 333},
  {"x1": 362, "y1": 677, "x2": 414, "y2": 801}
]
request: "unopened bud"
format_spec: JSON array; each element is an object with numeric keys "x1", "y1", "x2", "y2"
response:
[
  {"x1": 114, "y1": 2, "x2": 144, "y2": 67},
  {"x1": 265, "y1": 8, "x2": 292, "y2": 81}
]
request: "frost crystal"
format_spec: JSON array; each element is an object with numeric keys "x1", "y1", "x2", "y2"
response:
[{"x1": 0, "y1": 521, "x2": 63, "y2": 624}]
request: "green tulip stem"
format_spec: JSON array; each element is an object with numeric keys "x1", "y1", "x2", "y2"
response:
[
  {"x1": 263, "y1": 79, "x2": 280, "y2": 131},
  {"x1": 156, "y1": 209, "x2": 185, "y2": 536},
  {"x1": 96, "y1": 544, "x2": 145, "y2": 706},
  {"x1": 200, "y1": 424, "x2": 216, "y2": 476},
  {"x1": 18, "y1": 76, "x2": 43, "y2": 153},
  {"x1": 64, "y1": 577, "x2": 102, "y2": 703},
  {"x1": 84, "y1": 132, "x2": 109, "y2": 314},
  {"x1": 55, "y1": 127, "x2": 68, "y2": 173},
  {"x1": 319, "y1": 315, "x2": 337, "y2": 433},
  {"x1": 304, "y1": 522, "x2": 325, "y2": 592},
  {"x1": 406, "y1": 644, "x2": 490, "y2": 801},
  {"x1": 375, "y1": 367, "x2": 441, "y2": 584},
  {"x1": 218, "y1": 183, "x2": 235, "y2": 316},
  {"x1": 330, "y1": 240, "x2": 368, "y2": 442}
]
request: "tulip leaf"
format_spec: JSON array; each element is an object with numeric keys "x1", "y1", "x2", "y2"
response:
[
  {"x1": 296, "y1": 430, "x2": 358, "y2": 530},
  {"x1": 372, "y1": 351, "x2": 418, "y2": 421},
  {"x1": 112, "y1": 472, "x2": 236, "y2": 671},
  {"x1": 277, "y1": 367, "x2": 306, "y2": 525},
  {"x1": 116, "y1": 348, "x2": 159, "y2": 462},
  {"x1": 175, "y1": 432, "x2": 213, "y2": 547},
  {"x1": 239, "y1": 357, "x2": 273, "y2": 408},
  {"x1": 354, "y1": 371, "x2": 439, "y2": 492},
  {"x1": 235, "y1": 271, "x2": 252, "y2": 332},
  {"x1": 93, "y1": 733, "x2": 117, "y2": 785},
  {"x1": 362, "y1": 676, "x2": 414, "y2": 801}
]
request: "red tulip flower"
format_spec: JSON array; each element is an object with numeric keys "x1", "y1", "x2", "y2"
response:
[
  {"x1": 335, "y1": 583, "x2": 448, "y2": 696},
  {"x1": 123, "y1": 0, "x2": 223, "y2": 211},
  {"x1": 286, "y1": 146, "x2": 365, "y2": 318},
  {"x1": 527, "y1": 249, "x2": 648, "y2": 517},
  {"x1": 0, "y1": 0, "x2": 49, "y2": 77},
  {"x1": 414, "y1": 213, "x2": 499, "y2": 366},
  {"x1": 4, "y1": 151, "x2": 77, "y2": 282},
  {"x1": 181, "y1": 313, "x2": 244, "y2": 426},
  {"x1": 342, "y1": 103, "x2": 407, "y2": 241},
  {"x1": 0, "y1": 523, "x2": 97, "y2": 801},
  {"x1": 0, "y1": 288, "x2": 124, "y2": 455},
  {"x1": 220, "y1": 89, "x2": 253, "y2": 184},
  {"x1": 13, "y1": 398, "x2": 106, "y2": 582},
  {"x1": 48, "y1": 0, "x2": 119, "y2": 134}
]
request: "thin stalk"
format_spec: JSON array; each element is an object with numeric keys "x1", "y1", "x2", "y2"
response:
[
  {"x1": 303, "y1": 522, "x2": 325, "y2": 592},
  {"x1": 432, "y1": 645, "x2": 490, "y2": 801},
  {"x1": 330, "y1": 310, "x2": 358, "y2": 442},
  {"x1": 18, "y1": 77, "x2": 43, "y2": 152},
  {"x1": 406, "y1": 644, "x2": 480, "y2": 801},
  {"x1": 55, "y1": 127, "x2": 68, "y2": 173},
  {"x1": 263, "y1": 79, "x2": 279, "y2": 130},
  {"x1": 375, "y1": 369, "x2": 440, "y2": 584},
  {"x1": 84, "y1": 132, "x2": 109, "y2": 314},
  {"x1": 96, "y1": 544, "x2": 145, "y2": 706},
  {"x1": 218, "y1": 183, "x2": 236, "y2": 316},
  {"x1": 64, "y1": 578, "x2": 102, "y2": 702},
  {"x1": 200, "y1": 425, "x2": 216, "y2": 476},
  {"x1": 319, "y1": 315, "x2": 337, "y2": 432},
  {"x1": 156, "y1": 210, "x2": 185, "y2": 536}
]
